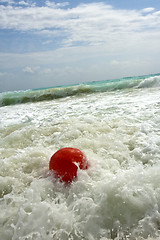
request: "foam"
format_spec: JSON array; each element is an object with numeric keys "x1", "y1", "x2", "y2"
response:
[
  {"x1": 0, "y1": 74, "x2": 159, "y2": 107},
  {"x1": 0, "y1": 87, "x2": 160, "y2": 239},
  {"x1": 137, "y1": 76, "x2": 160, "y2": 88}
]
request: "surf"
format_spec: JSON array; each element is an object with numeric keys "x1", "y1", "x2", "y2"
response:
[
  {"x1": 0, "y1": 73, "x2": 160, "y2": 107},
  {"x1": 0, "y1": 80, "x2": 160, "y2": 239}
]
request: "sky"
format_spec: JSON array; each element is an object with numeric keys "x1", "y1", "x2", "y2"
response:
[{"x1": 0, "y1": 0, "x2": 160, "y2": 92}]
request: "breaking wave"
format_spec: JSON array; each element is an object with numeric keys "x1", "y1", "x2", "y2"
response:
[{"x1": 0, "y1": 74, "x2": 160, "y2": 107}]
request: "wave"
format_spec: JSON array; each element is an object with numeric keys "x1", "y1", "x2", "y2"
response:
[
  {"x1": 137, "y1": 75, "x2": 160, "y2": 88},
  {"x1": 0, "y1": 74, "x2": 160, "y2": 107}
]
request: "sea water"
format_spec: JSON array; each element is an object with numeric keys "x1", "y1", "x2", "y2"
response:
[{"x1": 0, "y1": 74, "x2": 160, "y2": 240}]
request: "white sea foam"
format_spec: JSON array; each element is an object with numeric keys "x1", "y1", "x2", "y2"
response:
[
  {"x1": 0, "y1": 87, "x2": 160, "y2": 239},
  {"x1": 137, "y1": 76, "x2": 160, "y2": 88}
]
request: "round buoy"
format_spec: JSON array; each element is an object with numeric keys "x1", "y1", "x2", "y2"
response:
[{"x1": 49, "y1": 147, "x2": 89, "y2": 183}]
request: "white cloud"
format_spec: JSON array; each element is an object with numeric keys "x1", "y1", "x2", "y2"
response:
[
  {"x1": 110, "y1": 60, "x2": 120, "y2": 66},
  {"x1": 45, "y1": 1, "x2": 69, "y2": 8},
  {"x1": 0, "y1": 1, "x2": 160, "y2": 48},
  {"x1": 22, "y1": 66, "x2": 52, "y2": 75},
  {"x1": 23, "y1": 66, "x2": 34, "y2": 74},
  {"x1": 41, "y1": 68, "x2": 52, "y2": 74},
  {"x1": 18, "y1": 1, "x2": 30, "y2": 6},
  {"x1": 141, "y1": 7, "x2": 155, "y2": 13},
  {"x1": 42, "y1": 39, "x2": 53, "y2": 45},
  {"x1": 0, "y1": 0, "x2": 14, "y2": 4},
  {"x1": 0, "y1": 1, "x2": 160, "y2": 91},
  {"x1": 153, "y1": 11, "x2": 160, "y2": 16},
  {"x1": 23, "y1": 66, "x2": 40, "y2": 74}
]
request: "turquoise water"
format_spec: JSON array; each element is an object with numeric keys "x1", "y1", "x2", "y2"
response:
[
  {"x1": 0, "y1": 74, "x2": 160, "y2": 239},
  {"x1": 1, "y1": 74, "x2": 160, "y2": 107}
]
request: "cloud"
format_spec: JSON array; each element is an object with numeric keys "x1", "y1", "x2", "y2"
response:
[
  {"x1": 141, "y1": 7, "x2": 155, "y2": 13},
  {"x1": 18, "y1": 1, "x2": 30, "y2": 6},
  {"x1": 23, "y1": 66, "x2": 40, "y2": 74},
  {"x1": 23, "y1": 66, "x2": 34, "y2": 74},
  {"x1": 22, "y1": 65, "x2": 53, "y2": 75},
  {"x1": 0, "y1": 1, "x2": 160, "y2": 92},
  {"x1": 0, "y1": 1, "x2": 160, "y2": 48},
  {"x1": 110, "y1": 60, "x2": 120, "y2": 66},
  {"x1": 45, "y1": 1, "x2": 69, "y2": 8},
  {"x1": 0, "y1": 0, "x2": 14, "y2": 4},
  {"x1": 42, "y1": 68, "x2": 52, "y2": 74}
]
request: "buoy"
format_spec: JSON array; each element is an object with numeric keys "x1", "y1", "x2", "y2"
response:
[{"x1": 49, "y1": 147, "x2": 89, "y2": 183}]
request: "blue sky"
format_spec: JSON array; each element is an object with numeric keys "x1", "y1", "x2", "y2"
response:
[{"x1": 0, "y1": 0, "x2": 160, "y2": 92}]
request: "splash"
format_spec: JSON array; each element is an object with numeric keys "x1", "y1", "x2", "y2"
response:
[{"x1": 0, "y1": 73, "x2": 159, "y2": 107}]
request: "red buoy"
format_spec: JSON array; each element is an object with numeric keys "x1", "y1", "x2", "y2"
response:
[{"x1": 49, "y1": 147, "x2": 89, "y2": 183}]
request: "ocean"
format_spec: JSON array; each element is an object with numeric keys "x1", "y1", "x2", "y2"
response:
[{"x1": 0, "y1": 73, "x2": 160, "y2": 240}]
